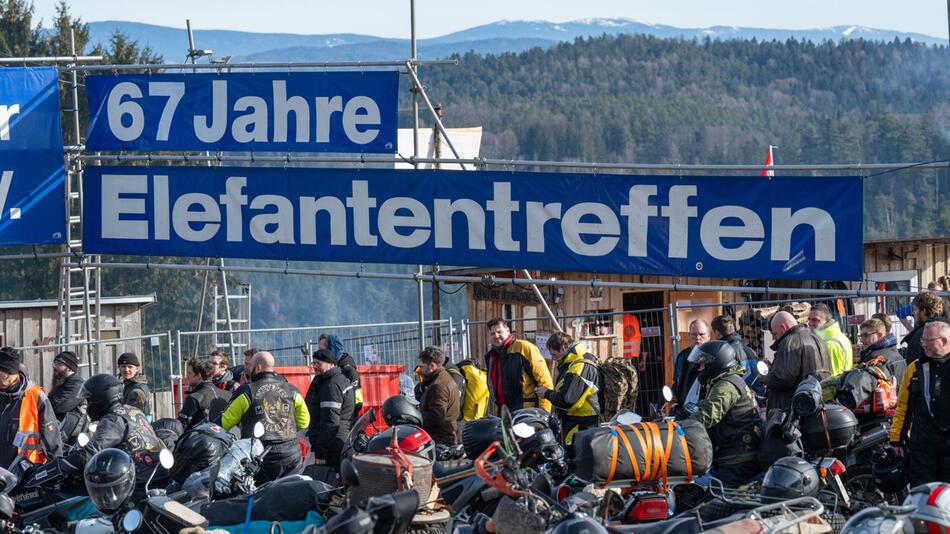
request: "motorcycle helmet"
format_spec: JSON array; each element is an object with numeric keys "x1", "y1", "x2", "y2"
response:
[
  {"x1": 871, "y1": 447, "x2": 909, "y2": 493},
  {"x1": 461, "y1": 416, "x2": 504, "y2": 459},
  {"x1": 905, "y1": 483, "x2": 950, "y2": 533},
  {"x1": 695, "y1": 341, "x2": 740, "y2": 385},
  {"x1": 516, "y1": 427, "x2": 563, "y2": 468},
  {"x1": 366, "y1": 425, "x2": 436, "y2": 463},
  {"x1": 512, "y1": 407, "x2": 561, "y2": 438},
  {"x1": 84, "y1": 448, "x2": 135, "y2": 515},
  {"x1": 382, "y1": 395, "x2": 423, "y2": 427},
  {"x1": 151, "y1": 418, "x2": 184, "y2": 451},
  {"x1": 760, "y1": 456, "x2": 820, "y2": 501},
  {"x1": 82, "y1": 374, "x2": 124, "y2": 421}
]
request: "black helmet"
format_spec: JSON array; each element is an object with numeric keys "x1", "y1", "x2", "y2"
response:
[
  {"x1": 512, "y1": 407, "x2": 561, "y2": 438},
  {"x1": 151, "y1": 418, "x2": 184, "y2": 450},
  {"x1": 516, "y1": 427, "x2": 563, "y2": 468},
  {"x1": 82, "y1": 374, "x2": 123, "y2": 420},
  {"x1": 871, "y1": 447, "x2": 909, "y2": 493},
  {"x1": 760, "y1": 456, "x2": 820, "y2": 501},
  {"x1": 696, "y1": 341, "x2": 740, "y2": 385},
  {"x1": 382, "y1": 395, "x2": 423, "y2": 427},
  {"x1": 84, "y1": 448, "x2": 135, "y2": 515}
]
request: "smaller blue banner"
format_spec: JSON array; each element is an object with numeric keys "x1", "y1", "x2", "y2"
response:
[
  {"x1": 0, "y1": 67, "x2": 66, "y2": 245},
  {"x1": 85, "y1": 71, "x2": 399, "y2": 153}
]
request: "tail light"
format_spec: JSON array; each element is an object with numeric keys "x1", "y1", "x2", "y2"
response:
[
  {"x1": 556, "y1": 485, "x2": 571, "y2": 502},
  {"x1": 819, "y1": 457, "x2": 847, "y2": 478},
  {"x1": 624, "y1": 495, "x2": 669, "y2": 523}
]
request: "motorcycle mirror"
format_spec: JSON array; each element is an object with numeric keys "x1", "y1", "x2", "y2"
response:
[
  {"x1": 77, "y1": 433, "x2": 90, "y2": 447},
  {"x1": 661, "y1": 385, "x2": 673, "y2": 402},
  {"x1": 121, "y1": 509, "x2": 143, "y2": 532},
  {"x1": 512, "y1": 423, "x2": 536, "y2": 439},
  {"x1": 340, "y1": 458, "x2": 360, "y2": 487},
  {"x1": 253, "y1": 422, "x2": 265, "y2": 439},
  {"x1": 756, "y1": 361, "x2": 770, "y2": 376},
  {"x1": 159, "y1": 449, "x2": 174, "y2": 469},
  {"x1": 87, "y1": 422, "x2": 98, "y2": 433},
  {"x1": 615, "y1": 412, "x2": 642, "y2": 425}
]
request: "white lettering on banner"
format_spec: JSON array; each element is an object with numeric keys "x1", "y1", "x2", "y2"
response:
[
  {"x1": 700, "y1": 206, "x2": 764, "y2": 261},
  {"x1": 0, "y1": 105, "x2": 21, "y2": 141},
  {"x1": 0, "y1": 171, "x2": 13, "y2": 217},
  {"x1": 106, "y1": 79, "x2": 382, "y2": 146},
  {"x1": 98, "y1": 174, "x2": 840, "y2": 265}
]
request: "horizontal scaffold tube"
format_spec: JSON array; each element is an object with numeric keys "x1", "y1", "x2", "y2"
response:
[{"x1": 66, "y1": 260, "x2": 948, "y2": 299}]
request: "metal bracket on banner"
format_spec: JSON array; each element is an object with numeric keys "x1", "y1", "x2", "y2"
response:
[
  {"x1": 481, "y1": 274, "x2": 497, "y2": 288},
  {"x1": 283, "y1": 260, "x2": 289, "y2": 276},
  {"x1": 356, "y1": 262, "x2": 365, "y2": 279},
  {"x1": 145, "y1": 257, "x2": 151, "y2": 270}
]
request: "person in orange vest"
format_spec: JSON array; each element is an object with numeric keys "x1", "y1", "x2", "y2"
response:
[{"x1": 0, "y1": 347, "x2": 63, "y2": 477}]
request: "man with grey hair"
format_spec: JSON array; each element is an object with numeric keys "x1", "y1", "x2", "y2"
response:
[
  {"x1": 890, "y1": 321, "x2": 950, "y2": 485},
  {"x1": 808, "y1": 303, "x2": 853, "y2": 376},
  {"x1": 221, "y1": 351, "x2": 310, "y2": 483},
  {"x1": 764, "y1": 311, "x2": 832, "y2": 413},
  {"x1": 672, "y1": 319, "x2": 711, "y2": 404}
]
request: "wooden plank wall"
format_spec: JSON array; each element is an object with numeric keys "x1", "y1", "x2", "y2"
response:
[
  {"x1": 0, "y1": 304, "x2": 148, "y2": 391},
  {"x1": 863, "y1": 241, "x2": 950, "y2": 288}
]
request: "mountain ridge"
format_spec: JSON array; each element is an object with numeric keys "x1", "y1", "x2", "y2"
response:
[{"x1": 84, "y1": 18, "x2": 944, "y2": 63}]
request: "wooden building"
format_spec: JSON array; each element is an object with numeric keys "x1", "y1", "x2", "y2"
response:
[
  {"x1": 0, "y1": 294, "x2": 156, "y2": 392},
  {"x1": 455, "y1": 236, "x2": 950, "y2": 408}
]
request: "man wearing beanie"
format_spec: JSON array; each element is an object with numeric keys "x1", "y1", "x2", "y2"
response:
[
  {"x1": 319, "y1": 334, "x2": 363, "y2": 419},
  {"x1": 305, "y1": 348, "x2": 355, "y2": 472},
  {"x1": 49, "y1": 351, "x2": 87, "y2": 445},
  {"x1": 117, "y1": 353, "x2": 152, "y2": 419},
  {"x1": 0, "y1": 347, "x2": 62, "y2": 475}
]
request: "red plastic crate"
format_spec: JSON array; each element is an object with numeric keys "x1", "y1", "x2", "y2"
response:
[
  {"x1": 275, "y1": 365, "x2": 315, "y2": 398},
  {"x1": 357, "y1": 364, "x2": 404, "y2": 432}
]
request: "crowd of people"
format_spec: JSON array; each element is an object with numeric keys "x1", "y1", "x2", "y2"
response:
[{"x1": 0, "y1": 290, "x2": 946, "y2": 498}]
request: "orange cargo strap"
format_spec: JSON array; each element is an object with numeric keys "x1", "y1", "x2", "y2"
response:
[
  {"x1": 675, "y1": 422, "x2": 693, "y2": 483},
  {"x1": 604, "y1": 429, "x2": 620, "y2": 487},
  {"x1": 646, "y1": 422, "x2": 665, "y2": 481},
  {"x1": 604, "y1": 425, "x2": 640, "y2": 487},
  {"x1": 17, "y1": 385, "x2": 46, "y2": 465},
  {"x1": 660, "y1": 421, "x2": 677, "y2": 487}
]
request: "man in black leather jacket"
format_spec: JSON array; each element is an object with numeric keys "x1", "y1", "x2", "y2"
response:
[
  {"x1": 48, "y1": 351, "x2": 87, "y2": 444},
  {"x1": 59, "y1": 374, "x2": 164, "y2": 496},
  {"x1": 178, "y1": 358, "x2": 230, "y2": 429}
]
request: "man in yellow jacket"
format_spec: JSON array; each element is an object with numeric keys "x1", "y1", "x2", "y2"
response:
[
  {"x1": 484, "y1": 318, "x2": 553, "y2": 413},
  {"x1": 535, "y1": 333, "x2": 600, "y2": 449},
  {"x1": 890, "y1": 321, "x2": 950, "y2": 486},
  {"x1": 808, "y1": 303, "x2": 853, "y2": 376}
]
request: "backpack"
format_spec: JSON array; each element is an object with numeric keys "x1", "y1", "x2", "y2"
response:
[
  {"x1": 837, "y1": 356, "x2": 897, "y2": 417},
  {"x1": 598, "y1": 357, "x2": 640, "y2": 421}
]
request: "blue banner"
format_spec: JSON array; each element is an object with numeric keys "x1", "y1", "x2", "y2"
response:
[
  {"x1": 0, "y1": 67, "x2": 66, "y2": 245},
  {"x1": 83, "y1": 167, "x2": 863, "y2": 280},
  {"x1": 85, "y1": 72, "x2": 398, "y2": 153}
]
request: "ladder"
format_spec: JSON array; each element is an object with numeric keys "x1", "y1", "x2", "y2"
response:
[
  {"x1": 55, "y1": 155, "x2": 102, "y2": 376},
  {"x1": 211, "y1": 273, "x2": 252, "y2": 363}
]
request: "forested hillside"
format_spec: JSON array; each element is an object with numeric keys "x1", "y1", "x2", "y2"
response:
[{"x1": 417, "y1": 35, "x2": 950, "y2": 239}]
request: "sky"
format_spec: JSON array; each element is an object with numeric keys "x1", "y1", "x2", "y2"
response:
[{"x1": 30, "y1": 0, "x2": 949, "y2": 40}]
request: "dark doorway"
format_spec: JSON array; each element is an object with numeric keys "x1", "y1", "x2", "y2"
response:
[{"x1": 622, "y1": 291, "x2": 666, "y2": 413}]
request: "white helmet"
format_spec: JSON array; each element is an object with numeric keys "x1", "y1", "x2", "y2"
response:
[{"x1": 904, "y1": 483, "x2": 950, "y2": 533}]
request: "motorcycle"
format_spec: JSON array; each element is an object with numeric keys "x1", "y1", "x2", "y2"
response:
[
  {"x1": 10, "y1": 432, "x2": 97, "y2": 530},
  {"x1": 180, "y1": 422, "x2": 267, "y2": 501},
  {"x1": 71, "y1": 448, "x2": 208, "y2": 534}
]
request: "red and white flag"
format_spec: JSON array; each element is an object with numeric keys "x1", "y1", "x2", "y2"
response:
[{"x1": 761, "y1": 145, "x2": 775, "y2": 177}]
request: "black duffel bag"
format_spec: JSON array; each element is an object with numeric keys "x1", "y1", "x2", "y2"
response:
[
  {"x1": 573, "y1": 419, "x2": 712, "y2": 484},
  {"x1": 200, "y1": 477, "x2": 334, "y2": 525}
]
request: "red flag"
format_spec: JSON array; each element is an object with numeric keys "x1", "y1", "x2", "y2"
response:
[{"x1": 761, "y1": 145, "x2": 774, "y2": 177}]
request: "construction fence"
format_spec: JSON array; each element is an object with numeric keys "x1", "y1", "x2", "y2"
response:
[{"x1": 12, "y1": 290, "x2": 923, "y2": 420}]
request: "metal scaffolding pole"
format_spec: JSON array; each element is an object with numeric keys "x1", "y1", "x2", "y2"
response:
[
  {"x1": 0, "y1": 56, "x2": 102, "y2": 64},
  {"x1": 73, "y1": 153, "x2": 950, "y2": 174},
  {"x1": 411, "y1": 0, "x2": 426, "y2": 354},
  {"x1": 65, "y1": 260, "x2": 950, "y2": 300},
  {"x1": 62, "y1": 59, "x2": 457, "y2": 72}
]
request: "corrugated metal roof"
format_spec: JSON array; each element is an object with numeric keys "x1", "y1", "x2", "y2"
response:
[{"x1": 0, "y1": 294, "x2": 157, "y2": 310}]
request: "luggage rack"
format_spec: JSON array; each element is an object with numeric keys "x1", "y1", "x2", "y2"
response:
[
  {"x1": 600, "y1": 476, "x2": 697, "y2": 490},
  {"x1": 738, "y1": 496, "x2": 827, "y2": 533},
  {"x1": 707, "y1": 476, "x2": 843, "y2": 516}
]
